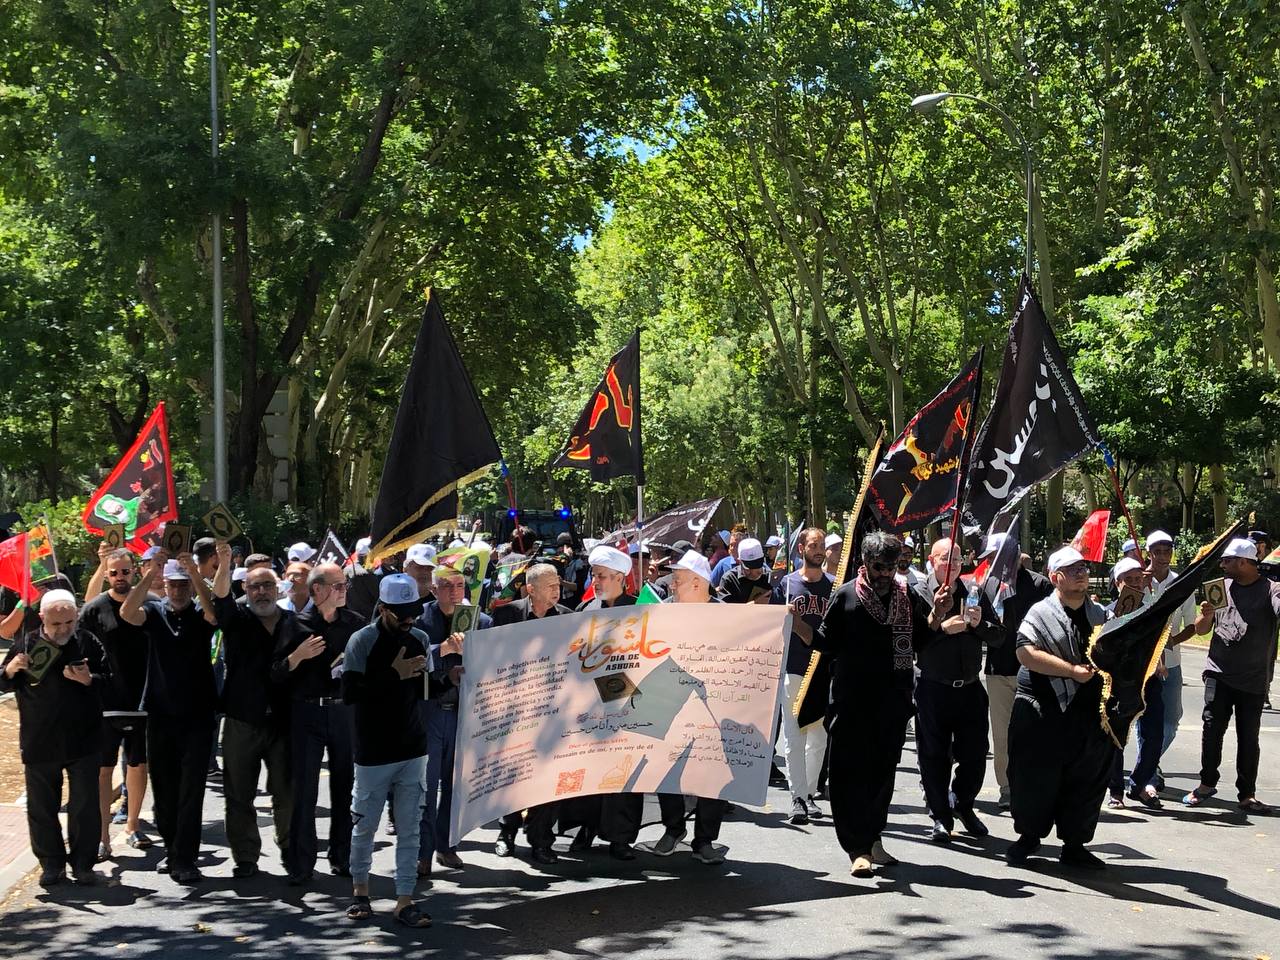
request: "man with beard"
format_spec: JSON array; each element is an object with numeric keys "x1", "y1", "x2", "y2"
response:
[
  {"x1": 913, "y1": 537, "x2": 1003, "y2": 842},
  {"x1": 1, "y1": 590, "x2": 110, "y2": 886},
  {"x1": 491, "y1": 563, "x2": 573, "y2": 864},
  {"x1": 79, "y1": 547, "x2": 154, "y2": 857},
  {"x1": 343, "y1": 573, "x2": 442, "y2": 929},
  {"x1": 770, "y1": 527, "x2": 833, "y2": 825},
  {"x1": 814, "y1": 532, "x2": 948, "y2": 877},
  {"x1": 120, "y1": 554, "x2": 219, "y2": 883},
  {"x1": 275, "y1": 561, "x2": 365, "y2": 884},
  {"x1": 211, "y1": 542, "x2": 295, "y2": 879},
  {"x1": 1006, "y1": 546, "x2": 1111, "y2": 870}
]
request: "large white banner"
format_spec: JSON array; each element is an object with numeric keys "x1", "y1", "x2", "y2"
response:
[{"x1": 449, "y1": 603, "x2": 791, "y2": 845}]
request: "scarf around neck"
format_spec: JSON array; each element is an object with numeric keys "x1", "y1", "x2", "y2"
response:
[{"x1": 855, "y1": 565, "x2": 915, "y2": 672}]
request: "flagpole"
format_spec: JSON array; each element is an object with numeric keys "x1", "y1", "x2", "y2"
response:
[
  {"x1": 636, "y1": 483, "x2": 646, "y2": 585},
  {"x1": 1100, "y1": 444, "x2": 1144, "y2": 565},
  {"x1": 948, "y1": 346, "x2": 986, "y2": 557}
]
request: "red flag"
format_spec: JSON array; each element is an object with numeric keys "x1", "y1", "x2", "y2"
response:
[
  {"x1": 82, "y1": 403, "x2": 178, "y2": 554},
  {"x1": 1070, "y1": 509, "x2": 1111, "y2": 563},
  {"x1": 0, "y1": 533, "x2": 39, "y2": 604}
]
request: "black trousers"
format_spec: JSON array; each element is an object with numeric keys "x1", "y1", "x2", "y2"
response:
[
  {"x1": 222, "y1": 717, "x2": 293, "y2": 866},
  {"x1": 827, "y1": 700, "x2": 910, "y2": 857},
  {"x1": 600, "y1": 793, "x2": 645, "y2": 844},
  {"x1": 1008, "y1": 687, "x2": 1111, "y2": 846},
  {"x1": 1199, "y1": 674, "x2": 1264, "y2": 799},
  {"x1": 915, "y1": 678, "x2": 989, "y2": 824},
  {"x1": 148, "y1": 712, "x2": 214, "y2": 868},
  {"x1": 658, "y1": 793, "x2": 725, "y2": 846},
  {"x1": 25, "y1": 753, "x2": 100, "y2": 875},
  {"x1": 1108, "y1": 674, "x2": 1165, "y2": 793},
  {"x1": 499, "y1": 803, "x2": 559, "y2": 850},
  {"x1": 289, "y1": 701, "x2": 355, "y2": 875}
]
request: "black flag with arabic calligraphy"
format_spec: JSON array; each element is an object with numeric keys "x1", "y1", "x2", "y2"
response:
[
  {"x1": 552, "y1": 330, "x2": 643, "y2": 484},
  {"x1": 866, "y1": 349, "x2": 983, "y2": 532}
]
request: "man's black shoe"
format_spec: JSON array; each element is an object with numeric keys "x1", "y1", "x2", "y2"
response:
[
  {"x1": 929, "y1": 819, "x2": 953, "y2": 843},
  {"x1": 1060, "y1": 844, "x2": 1106, "y2": 870},
  {"x1": 530, "y1": 847, "x2": 558, "y2": 865},
  {"x1": 1005, "y1": 836, "x2": 1040, "y2": 866},
  {"x1": 955, "y1": 806, "x2": 989, "y2": 837},
  {"x1": 39, "y1": 868, "x2": 66, "y2": 887},
  {"x1": 609, "y1": 842, "x2": 635, "y2": 861},
  {"x1": 232, "y1": 862, "x2": 259, "y2": 879}
]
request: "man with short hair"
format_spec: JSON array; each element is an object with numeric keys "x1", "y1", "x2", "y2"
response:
[
  {"x1": 120, "y1": 554, "x2": 219, "y2": 883},
  {"x1": 192, "y1": 537, "x2": 220, "y2": 583},
  {"x1": 896, "y1": 538, "x2": 925, "y2": 590},
  {"x1": 404, "y1": 544, "x2": 437, "y2": 605},
  {"x1": 278, "y1": 560, "x2": 313, "y2": 612},
  {"x1": 276, "y1": 562, "x2": 364, "y2": 884},
  {"x1": 491, "y1": 563, "x2": 572, "y2": 863},
  {"x1": 709, "y1": 527, "x2": 747, "y2": 587},
  {"x1": 1105, "y1": 558, "x2": 1165, "y2": 809},
  {"x1": 211, "y1": 542, "x2": 295, "y2": 879},
  {"x1": 79, "y1": 546, "x2": 154, "y2": 857},
  {"x1": 770, "y1": 527, "x2": 832, "y2": 825},
  {"x1": 244, "y1": 553, "x2": 274, "y2": 572},
  {"x1": 1006, "y1": 546, "x2": 1111, "y2": 869},
  {"x1": 1, "y1": 590, "x2": 110, "y2": 887},
  {"x1": 1183, "y1": 538, "x2": 1279, "y2": 814},
  {"x1": 343, "y1": 573, "x2": 439, "y2": 928},
  {"x1": 824, "y1": 533, "x2": 844, "y2": 578}
]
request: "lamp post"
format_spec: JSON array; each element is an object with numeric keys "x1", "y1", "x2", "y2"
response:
[
  {"x1": 911, "y1": 92, "x2": 1034, "y2": 280},
  {"x1": 209, "y1": 0, "x2": 227, "y2": 501}
]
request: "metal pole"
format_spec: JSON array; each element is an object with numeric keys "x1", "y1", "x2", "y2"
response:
[{"x1": 210, "y1": 0, "x2": 227, "y2": 502}]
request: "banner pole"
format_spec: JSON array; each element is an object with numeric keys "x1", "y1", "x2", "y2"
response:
[
  {"x1": 636, "y1": 483, "x2": 646, "y2": 586},
  {"x1": 1100, "y1": 445, "x2": 1144, "y2": 565}
]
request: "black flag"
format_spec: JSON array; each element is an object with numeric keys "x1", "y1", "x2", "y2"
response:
[
  {"x1": 603, "y1": 497, "x2": 723, "y2": 550},
  {"x1": 963, "y1": 277, "x2": 1100, "y2": 529},
  {"x1": 1088, "y1": 519, "x2": 1245, "y2": 748},
  {"x1": 552, "y1": 331, "x2": 643, "y2": 483},
  {"x1": 315, "y1": 529, "x2": 349, "y2": 567},
  {"x1": 867, "y1": 349, "x2": 983, "y2": 532},
  {"x1": 368, "y1": 290, "x2": 501, "y2": 564}
]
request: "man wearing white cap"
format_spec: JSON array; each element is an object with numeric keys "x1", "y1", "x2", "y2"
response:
[
  {"x1": 120, "y1": 553, "x2": 220, "y2": 883},
  {"x1": 709, "y1": 526, "x2": 746, "y2": 588},
  {"x1": 288, "y1": 542, "x2": 317, "y2": 563},
  {"x1": 1143, "y1": 530, "x2": 1197, "y2": 788},
  {"x1": 717, "y1": 538, "x2": 774, "y2": 605},
  {"x1": 1183, "y1": 538, "x2": 1279, "y2": 814},
  {"x1": 1, "y1": 589, "x2": 110, "y2": 886},
  {"x1": 404, "y1": 543, "x2": 438, "y2": 605},
  {"x1": 278, "y1": 556, "x2": 314, "y2": 613},
  {"x1": 1006, "y1": 546, "x2": 1111, "y2": 869},
  {"x1": 824, "y1": 533, "x2": 843, "y2": 578}
]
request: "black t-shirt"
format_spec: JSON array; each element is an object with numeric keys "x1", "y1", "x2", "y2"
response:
[
  {"x1": 341, "y1": 620, "x2": 430, "y2": 766},
  {"x1": 140, "y1": 599, "x2": 217, "y2": 717},
  {"x1": 344, "y1": 570, "x2": 383, "y2": 622},
  {"x1": 0, "y1": 628, "x2": 110, "y2": 764},
  {"x1": 575, "y1": 593, "x2": 637, "y2": 613},
  {"x1": 771, "y1": 571, "x2": 834, "y2": 675},
  {"x1": 214, "y1": 594, "x2": 296, "y2": 727},
  {"x1": 1206, "y1": 576, "x2": 1280, "y2": 695},
  {"x1": 276, "y1": 605, "x2": 366, "y2": 700},
  {"x1": 718, "y1": 568, "x2": 774, "y2": 605},
  {"x1": 79, "y1": 591, "x2": 150, "y2": 712}
]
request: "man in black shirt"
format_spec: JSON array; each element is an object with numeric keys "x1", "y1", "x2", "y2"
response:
[
  {"x1": 275, "y1": 561, "x2": 364, "y2": 883},
  {"x1": 814, "y1": 532, "x2": 947, "y2": 877},
  {"x1": 912, "y1": 538, "x2": 1004, "y2": 842},
  {"x1": 1, "y1": 589, "x2": 110, "y2": 886},
  {"x1": 211, "y1": 542, "x2": 295, "y2": 879},
  {"x1": 717, "y1": 537, "x2": 774, "y2": 605},
  {"x1": 491, "y1": 562, "x2": 573, "y2": 863},
  {"x1": 79, "y1": 547, "x2": 154, "y2": 854},
  {"x1": 121, "y1": 554, "x2": 219, "y2": 884},
  {"x1": 343, "y1": 573, "x2": 439, "y2": 929}
]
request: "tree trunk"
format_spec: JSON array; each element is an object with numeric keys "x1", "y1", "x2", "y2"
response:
[
  {"x1": 1046, "y1": 472, "x2": 1064, "y2": 546},
  {"x1": 808, "y1": 445, "x2": 826, "y2": 529},
  {"x1": 1080, "y1": 466, "x2": 1098, "y2": 514},
  {"x1": 1181, "y1": 462, "x2": 1197, "y2": 531},
  {"x1": 1209, "y1": 464, "x2": 1228, "y2": 532}
]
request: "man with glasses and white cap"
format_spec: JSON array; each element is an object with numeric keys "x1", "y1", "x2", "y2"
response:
[
  {"x1": 342, "y1": 572, "x2": 442, "y2": 929},
  {"x1": 120, "y1": 552, "x2": 219, "y2": 883},
  {"x1": 1, "y1": 588, "x2": 111, "y2": 887},
  {"x1": 403, "y1": 543, "x2": 438, "y2": 606},
  {"x1": 1183, "y1": 537, "x2": 1279, "y2": 814},
  {"x1": 1141, "y1": 530, "x2": 1196, "y2": 793},
  {"x1": 1006, "y1": 545, "x2": 1111, "y2": 870}
]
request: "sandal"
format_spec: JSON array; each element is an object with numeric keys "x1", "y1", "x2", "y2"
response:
[
  {"x1": 394, "y1": 902, "x2": 432, "y2": 928},
  {"x1": 346, "y1": 895, "x2": 372, "y2": 921},
  {"x1": 1238, "y1": 798, "x2": 1272, "y2": 815},
  {"x1": 1182, "y1": 787, "x2": 1217, "y2": 807},
  {"x1": 1106, "y1": 795, "x2": 1124, "y2": 809}
]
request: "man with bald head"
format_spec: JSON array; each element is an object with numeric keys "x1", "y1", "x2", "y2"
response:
[
  {"x1": 273, "y1": 560, "x2": 366, "y2": 883},
  {"x1": 912, "y1": 538, "x2": 1003, "y2": 843},
  {"x1": 2, "y1": 590, "x2": 110, "y2": 886}
]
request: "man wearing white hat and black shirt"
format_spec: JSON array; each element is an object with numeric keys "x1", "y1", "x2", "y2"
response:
[
  {"x1": 1006, "y1": 546, "x2": 1111, "y2": 869},
  {"x1": 646, "y1": 550, "x2": 730, "y2": 864},
  {"x1": 717, "y1": 537, "x2": 774, "y2": 605},
  {"x1": 1, "y1": 589, "x2": 111, "y2": 886},
  {"x1": 120, "y1": 552, "x2": 220, "y2": 883},
  {"x1": 342, "y1": 572, "x2": 444, "y2": 928},
  {"x1": 1183, "y1": 537, "x2": 1279, "y2": 814}
]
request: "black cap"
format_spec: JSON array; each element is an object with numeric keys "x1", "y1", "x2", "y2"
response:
[
  {"x1": 1249, "y1": 529, "x2": 1270, "y2": 542},
  {"x1": 670, "y1": 540, "x2": 694, "y2": 554},
  {"x1": 556, "y1": 532, "x2": 573, "y2": 546}
]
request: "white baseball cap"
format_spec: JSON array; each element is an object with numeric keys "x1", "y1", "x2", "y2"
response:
[
  {"x1": 673, "y1": 549, "x2": 713, "y2": 582},
  {"x1": 39, "y1": 589, "x2": 76, "y2": 612},
  {"x1": 287, "y1": 542, "x2": 316, "y2": 562},
  {"x1": 1145, "y1": 530, "x2": 1173, "y2": 549},
  {"x1": 764, "y1": 535, "x2": 784, "y2": 548},
  {"x1": 1224, "y1": 537, "x2": 1260, "y2": 561},
  {"x1": 162, "y1": 559, "x2": 190, "y2": 581},
  {"x1": 378, "y1": 572, "x2": 424, "y2": 610},
  {"x1": 1047, "y1": 546, "x2": 1086, "y2": 573},
  {"x1": 825, "y1": 533, "x2": 843, "y2": 550},
  {"x1": 588, "y1": 545, "x2": 632, "y2": 576},
  {"x1": 1111, "y1": 557, "x2": 1143, "y2": 582},
  {"x1": 980, "y1": 533, "x2": 1008, "y2": 559},
  {"x1": 231, "y1": 567, "x2": 248, "y2": 583},
  {"x1": 354, "y1": 537, "x2": 372, "y2": 557},
  {"x1": 405, "y1": 543, "x2": 437, "y2": 567},
  {"x1": 1121, "y1": 538, "x2": 1137, "y2": 554},
  {"x1": 737, "y1": 537, "x2": 766, "y2": 568}
]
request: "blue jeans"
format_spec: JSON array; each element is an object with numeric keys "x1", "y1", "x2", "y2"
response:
[
  {"x1": 419, "y1": 702, "x2": 458, "y2": 861},
  {"x1": 350, "y1": 754, "x2": 426, "y2": 896},
  {"x1": 1117, "y1": 674, "x2": 1165, "y2": 791},
  {"x1": 1161, "y1": 665, "x2": 1184, "y2": 756}
]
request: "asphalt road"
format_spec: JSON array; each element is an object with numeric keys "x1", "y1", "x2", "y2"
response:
[{"x1": 0, "y1": 645, "x2": 1276, "y2": 960}]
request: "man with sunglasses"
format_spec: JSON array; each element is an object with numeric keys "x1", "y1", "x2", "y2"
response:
[
  {"x1": 80, "y1": 546, "x2": 155, "y2": 856},
  {"x1": 275, "y1": 561, "x2": 365, "y2": 884},
  {"x1": 1006, "y1": 546, "x2": 1111, "y2": 870}
]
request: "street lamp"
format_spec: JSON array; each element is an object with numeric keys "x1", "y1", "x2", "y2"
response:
[{"x1": 911, "y1": 91, "x2": 1035, "y2": 280}]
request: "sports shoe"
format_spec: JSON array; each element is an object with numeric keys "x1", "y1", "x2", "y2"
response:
[
  {"x1": 805, "y1": 796, "x2": 825, "y2": 819},
  {"x1": 111, "y1": 807, "x2": 128, "y2": 825},
  {"x1": 651, "y1": 830, "x2": 686, "y2": 856},
  {"x1": 691, "y1": 842, "x2": 725, "y2": 865},
  {"x1": 929, "y1": 819, "x2": 952, "y2": 843},
  {"x1": 494, "y1": 835, "x2": 515, "y2": 858},
  {"x1": 788, "y1": 797, "x2": 809, "y2": 825}
]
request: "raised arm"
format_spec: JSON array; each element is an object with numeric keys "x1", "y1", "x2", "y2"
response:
[{"x1": 120, "y1": 563, "x2": 162, "y2": 626}]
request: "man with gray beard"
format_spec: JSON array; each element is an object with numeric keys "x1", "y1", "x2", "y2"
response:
[{"x1": 211, "y1": 542, "x2": 297, "y2": 879}]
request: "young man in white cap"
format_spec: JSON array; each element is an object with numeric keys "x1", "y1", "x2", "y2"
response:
[
  {"x1": 287, "y1": 542, "x2": 317, "y2": 564},
  {"x1": 764, "y1": 534, "x2": 785, "y2": 586},
  {"x1": 342, "y1": 572, "x2": 444, "y2": 928},
  {"x1": 717, "y1": 537, "x2": 774, "y2": 604},
  {"x1": 1, "y1": 589, "x2": 110, "y2": 886},
  {"x1": 403, "y1": 543, "x2": 438, "y2": 606},
  {"x1": 1143, "y1": 530, "x2": 1196, "y2": 789},
  {"x1": 1006, "y1": 546, "x2": 1111, "y2": 869},
  {"x1": 646, "y1": 549, "x2": 730, "y2": 864},
  {"x1": 120, "y1": 553, "x2": 220, "y2": 883},
  {"x1": 824, "y1": 532, "x2": 844, "y2": 577},
  {"x1": 1183, "y1": 537, "x2": 1279, "y2": 814}
]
